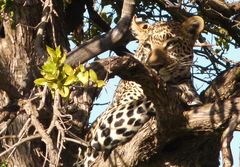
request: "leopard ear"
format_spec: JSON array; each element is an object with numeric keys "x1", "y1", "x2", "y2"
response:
[
  {"x1": 181, "y1": 16, "x2": 204, "y2": 40},
  {"x1": 131, "y1": 16, "x2": 150, "y2": 41}
]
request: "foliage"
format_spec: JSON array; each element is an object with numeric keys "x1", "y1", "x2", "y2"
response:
[
  {"x1": 0, "y1": 0, "x2": 14, "y2": 20},
  {"x1": 34, "y1": 46, "x2": 105, "y2": 97},
  {"x1": 215, "y1": 28, "x2": 232, "y2": 54},
  {"x1": 0, "y1": 162, "x2": 7, "y2": 167}
]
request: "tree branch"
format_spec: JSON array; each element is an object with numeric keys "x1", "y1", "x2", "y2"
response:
[
  {"x1": 86, "y1": 0, "x2": 111, "y2": 32},
  {"x1": 0, "y1": 134, "x2": 41, "y2": 157},
  {"x1": 34, "y1": 0, "x2": 52, "y2": 58},
  {"x1": 85, "y1": 0, "x2": 133, "y2": 61},
  {"x1": 65, "y1": 0, "x2": 135, "y2": 66},
  {"x1": 195, "y1": 0, "x2": 240, "y2": 45},
  {"x1": 88, "y1": 55, "x2": 240, "y2": 166},
  {"x1": 22, "y1": 100, "x2": 59, "y2": 167}
]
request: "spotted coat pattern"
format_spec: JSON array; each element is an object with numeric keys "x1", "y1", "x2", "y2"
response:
[{"x1": 81, "y1": 16, "x2": 204, "y2": 167}]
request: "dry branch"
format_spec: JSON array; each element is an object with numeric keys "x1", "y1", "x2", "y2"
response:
[{"x1": 22, "y1": 100, "x2": 59, "y2": 167}]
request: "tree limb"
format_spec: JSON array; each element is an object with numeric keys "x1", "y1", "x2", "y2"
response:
[
  {"x1": 86, "y1": 0, "x2": 111, "y2": 32},
  {"x1": 88, "y1": 55, "x2": 240, "y2": 166},
  {"x1": 65, "y1": 0, "x2": 135, "y2": 66},
  {"x1": 195, "y1": 0, "x2": 240, "y2": 45},
  {"x1": 34, "y1": 0, "x2": 52, "y2": 58},
  {"x1": 22, "y1": 100, "x2": 59, "y2": 167}
]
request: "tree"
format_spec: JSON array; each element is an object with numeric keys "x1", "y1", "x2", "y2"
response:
[{"x1": 0, "y1": 0, "x2": 240, "y2": 167}]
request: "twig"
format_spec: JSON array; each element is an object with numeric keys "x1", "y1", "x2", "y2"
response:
[
  {"x1": 193, "y1": 75, "x2": 211, "y2": 84},
  {"x1": 55, "y1": 121, "x2": 65, "y2": 162},
  {"x1": 37, "y1": 85, "x2": 48, "y2": 110},
  {"x1": 23, "y1": 100, "x2": 58, "y2": 167},
  {"x1": 49, "y1": 8, "x2": 57, "y2": 48},
  {"x1": 17, "y1": 118, "x2": 31, "y2": 138},
  {"x1": 66, "y1": 131, "x2": 89, "y2": 147},
  {"x1": 53, "y1": 90, "x2": 65, "y2": 163},
  {"x1": 86, "y1": 0, "x2": 111, "y2": 32},
  {"x1": 0, "y1": 135, "x2": 17, "y2": 140},
  {"x1": 50, "y1": 90, "x2": 67, "y2": 165},
  {"x1": 47, "y1": 89, "x2": 61, "y2": 134},
  {"x1": 42, "y1": 146, "x2": 50, "y2": 167},
  {"x1": 194, "y1": 42, "x2": 214, "y2": 47},
  {"x1": 0, "y1": 134, "x2": 41, "y2": 157},
  {"x1": 93, "y1": 102, "x2": 109, "y2": 106},
  {"x1": 221, "y1": 112, "x2": 239, "y2": 167},
  {"x1": 64, "y1": 137, "x2": 88, "y2": 147},
  {"x1": 6, "y1": 118, "x2": 32, "y2": 160},
  {"x1": 0, "y1": 119, "x2": 12, "y2": 135}
]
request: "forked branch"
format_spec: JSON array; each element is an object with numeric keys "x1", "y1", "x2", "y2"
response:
[{"x1": 65, "y1": 0, "x2": 135, "y2": 66}]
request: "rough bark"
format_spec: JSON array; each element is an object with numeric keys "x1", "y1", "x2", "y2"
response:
[
  {"x1": 0, "y1": 0, "x2": 69, "y2": 166},
  {"x1": 88, "y1": 56, "x2": 240, "y2": 167},
  {"x1": 0, "y1": 1, "x2": 42, "y2": 166}
]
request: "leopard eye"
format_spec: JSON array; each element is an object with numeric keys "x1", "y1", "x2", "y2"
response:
[
  {"x1": 143, "y1": 42, "x2": 151, "y2": 49},
  {"x1": 163, "y1": 37, "x2": 181, "y2": 50},
  {"x1": 141, "y1": 24, "x2": 148, "y2": 29},
  {"x1": 163, "y1": 39, "x2": 175, "y2": 50}
]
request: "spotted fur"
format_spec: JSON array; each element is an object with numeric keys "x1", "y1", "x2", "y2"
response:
[{"x1": 81, "y1": 16, "x2": 204, "y2": 167}]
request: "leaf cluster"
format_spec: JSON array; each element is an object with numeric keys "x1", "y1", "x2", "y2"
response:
[
  {"x1": 0, "y1": 0, "x2": 14, "y2": 20},
  {"x1": 0, "y1": 162, "x2": 7, "y2": 167},
  {"x1": 215, "y1": 28, "x2": 232, "y2": 54},
  {"x1": 34, "y1": 46, "x2": 105, "y2": 97}
]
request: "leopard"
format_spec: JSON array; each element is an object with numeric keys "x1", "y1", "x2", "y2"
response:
[{"x1": 80, "y1": 15, "x2": 204, "y2": 167}]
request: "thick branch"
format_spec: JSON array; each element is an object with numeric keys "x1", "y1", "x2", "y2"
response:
[
  {"x1": 89, "y1": 55, "x2": 240, "y2": 166},
  {"x1": 65, "y1": 0, "x2": 135, "y2": 66},
  {"x1": 201, "y1": 65, "x2": 240, "y2": 103},
  {"x1": 195, "y1": 0, "x2": 240, "y2": 45},
  {"x1": 86, "y1": 0, "x2": 111, "y2": 32}
]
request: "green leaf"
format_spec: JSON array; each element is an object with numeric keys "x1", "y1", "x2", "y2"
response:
[
  {"x1": 63, "y1": 64, "x2": 74, "y2": 76},
  {"x1": 42, "y1": 62, "x2": 58, "y2": 73},
  {"x1": 0, "y1": 162, "x2": 7, "y2": 167},
  {"x1": 43, "y1": 69, "x2": 59, "y2": 80},
  {"x1": 64, "y1": 75, "x2": 76, "y2": 85},
  {"x1": 44, "y1": 73, "x2": 59, "y2": 80},
  {"x1": 59, "y1": 68, "x2": 67, "y2": 80},
  {"x1": 59, "y1": 86, "x2": 70, "y2": 97},
  {"x1": 41, "y1": 62, "x2": 59, "y2": 80},
  {"x1": 55, "y1": 45, "x2": 61, "y2": 58},
  {"x1": 46, "y1": 46, "x2": 56, "y2": 61},
  {"x1": 96, "y1": 80, "x2": 105, "y2": 87},
  {"x1": 34, "y1": 78, "x2": 48, "y2": 86},
  {"x1": 77, "y1": 71, "x2": 89, "y2": 86},
  {"x1": 89, "y1": 69, "x2": 98, "y2": 82},
  {"x1": 47, "y1": 82, "x2": 58, "y2": 90},
  {"x1": 60, "y1": 53, "x2": 67, "y2": 64},
  {"x1": 79, "y1": 64, "x2": 85, "y2": 72}
]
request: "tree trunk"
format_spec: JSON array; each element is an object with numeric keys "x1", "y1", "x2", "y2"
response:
[{"x1": 0, "y1": 0, "x2": 69, "y2": 166}]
